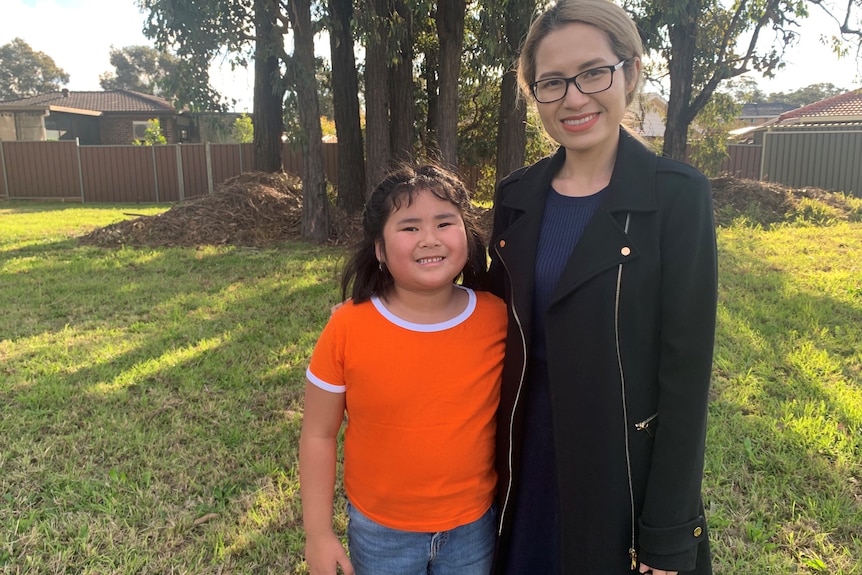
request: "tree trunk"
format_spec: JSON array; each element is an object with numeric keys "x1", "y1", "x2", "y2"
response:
[
  {"x1": 435, "y1": 0, "x2": 467, "y2": 167},
  {"x1": 388, "y1": 0, "x2": 415, "y2": 162},
  {"x1": 662, "y1": 2, "x2": 700, "y2": 161},
  {"x1": 287, "y1": 0, "x2": 330, "y2": 242},
  {"x1": 496, "y1": 67, "x2": 526, "y2": 182},
  {"x1": 328, "y1": 0, "x2": 366, "y2": 213},
  {"x1": 252, "y1": 0, "x2": 284, "y2": 172},
  {"x1": 494, "y1": 0, "x2": 532, "y2": 182},
  {"x1": 422, "y1": 32, "x2": 439, "y2": 150},
  {"x1": 363, "y1": 0, "x2": 392, "y2": 198}
]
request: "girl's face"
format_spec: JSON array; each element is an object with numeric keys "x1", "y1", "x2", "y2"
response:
[
  {"x1": 533, "y1": 22, "x2": 639, "y2": 157},
  {"x1": 375, "y1": 189, "x2": 469, "y2": 297}
]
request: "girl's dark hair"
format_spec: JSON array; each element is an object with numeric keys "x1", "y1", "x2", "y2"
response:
[{"x1": 341, "y1": 163, "x2": 489, "y2": 303}]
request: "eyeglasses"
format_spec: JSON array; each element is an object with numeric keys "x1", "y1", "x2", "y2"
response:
[{"x1": 530, "y1": 60, "x2": 628, "y2": 103}]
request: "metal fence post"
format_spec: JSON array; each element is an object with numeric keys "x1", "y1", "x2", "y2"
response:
[
  {"x1": 151, "y1": 145, "x2": 160, "y2": 202},
  {"x1": 0, "y1": 140, "x2": 9, "y2": 199},
  {"x1": 206, "y1": 142, "x2": 213, "y2": 194},
  {"x1": 76, "y1": 138, "x2": 85, "y2": 202},
  {"x1": 176, "y1": 144, "x2": 185, "y2": 201}
]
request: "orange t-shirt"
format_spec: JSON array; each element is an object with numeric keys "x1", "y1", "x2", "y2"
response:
[{"x1": 306, "y1": 287, "x2": 507, "y2": 531}]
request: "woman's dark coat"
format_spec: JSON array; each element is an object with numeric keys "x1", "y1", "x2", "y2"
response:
[{"x1": 488, "y1": 130, "x2": 717, "y2": 574}]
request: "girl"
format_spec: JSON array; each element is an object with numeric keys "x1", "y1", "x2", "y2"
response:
[
  {"x1": 489, "y1": 1, "x2": 717, "y2": 574},
  {"x1": 299, "y1": 163, "x2": 507, "y2": 575}
]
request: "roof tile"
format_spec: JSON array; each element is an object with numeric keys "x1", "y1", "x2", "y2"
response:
[
  {"x1": 0, "y1": 89, "x2": 175, "y2": 113},
  {"x1": 778, "y1": 88, "x2": 862, "y2": 122}
]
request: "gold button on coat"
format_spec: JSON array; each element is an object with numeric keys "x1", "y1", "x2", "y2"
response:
[
  {"x1": 621, "y1": 246, "x2": 631, "y2": 256},
  {"x1": 499, "y1": 240, "x2": 506, "y2": 248},
  {"x1": 693, "y1": 526, "x2": 703, "y2": 537}
]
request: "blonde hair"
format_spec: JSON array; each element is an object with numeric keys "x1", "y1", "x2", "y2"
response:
[{"x1": 517, "y1": 0, "x2": 644, "y2": 107}]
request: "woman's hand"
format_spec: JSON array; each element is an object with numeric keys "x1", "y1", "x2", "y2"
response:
[{"x1": 639, "y1": 564, "x2": 678, "y2": 575}]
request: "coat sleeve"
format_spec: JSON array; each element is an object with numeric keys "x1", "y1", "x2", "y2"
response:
[{"x1": 637, "y1": 165, "x2": 718, "y2": 570}]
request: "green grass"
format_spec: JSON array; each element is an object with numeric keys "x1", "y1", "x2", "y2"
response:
[{"x1": 1, "y1": 201, "x2": 861, "y2": 574}]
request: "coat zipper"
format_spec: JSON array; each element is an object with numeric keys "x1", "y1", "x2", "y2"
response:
[
  {"x1": 615, "y1": 213, "x2": 638, "y2": 570},
  {"x1": 635, "y1": 412, "x2": 658, "y2": 435},
  {"x1": 495, "y1": 243, "x2": 529, "y2": 537}
]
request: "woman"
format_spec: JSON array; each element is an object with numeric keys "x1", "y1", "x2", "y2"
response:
[{"x1": 488, "y1": 1, "x2": 717, "y2": 574}]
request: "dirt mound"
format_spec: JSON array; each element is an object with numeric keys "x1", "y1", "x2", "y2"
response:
[
  {"x1": 710, "y1": 175, "x2": 860, "y2": 227},
  {"x1": 79, "y1": 171, "x2": 858, "y2": 249},
  {"x1": 80, "y1": 172, "x2": 306, "y2": 248}
]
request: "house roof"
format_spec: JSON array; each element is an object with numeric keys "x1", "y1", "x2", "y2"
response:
[
  {"x1": 0, "y1": 89, "x2": 175, "y2": 114},
  {"x1": 777, "y1": 88, "x2": 862, "y2": 123},
  {"x1": 740, "y1": 102, "x2": 797, "y2": 118}
]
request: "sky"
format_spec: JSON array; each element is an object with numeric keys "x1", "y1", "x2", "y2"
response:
[{"x1": 2, "y1": 0, "x2": 861, "y2": 112}]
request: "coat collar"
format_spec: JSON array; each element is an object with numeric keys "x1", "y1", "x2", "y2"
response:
[
  {"x1": 494, "y1": 129, "x2": 660, "y2": 307},
  {"x1": 498, "y1": 128, "x2": 658, "y2": 216}
]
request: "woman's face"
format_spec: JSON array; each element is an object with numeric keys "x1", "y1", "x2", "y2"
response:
[{"x1": 533, "y1": 22, "x2": 639, "y2": 157}]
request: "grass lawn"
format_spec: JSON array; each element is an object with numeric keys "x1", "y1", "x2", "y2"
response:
[{"x1": 1, "y1": 200, "x2": 861, "y2": 574}]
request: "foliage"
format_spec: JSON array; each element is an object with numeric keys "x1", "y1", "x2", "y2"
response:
[
  {"x1": 132, "y1": 118, "x2": 167, "y2": 145},
  {"x1": 136, "y1": 0, "x2": 253, "y2": 111},
  {"x1": 725, "y1": 79, "x2": 849, "y2": 107},
  {"x1": 0, "y1": 37, "x2": 69, "y2": 100},
  {"x1": 99, "y1": 45, "x2": 181, "y2": 101},
  {"x1": 764, "y1": 83, "x2": 849, "y2": 107},
  {"x1": 623, "y1": 0, "x2": 862, "y2": 159},
  {"x1": 1, "y1": 204, "x2": 860, "y2": 573},
  {"x1": 231, "y1": 114, "x2": 254, "y2": 143},
  {"x1": 688, "y1": 93, "x2": 740, "y2": 177}
]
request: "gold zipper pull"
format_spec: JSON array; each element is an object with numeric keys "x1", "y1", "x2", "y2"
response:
[{"x1": 629, "y1": 547, "x2": 638, "y2": 570}]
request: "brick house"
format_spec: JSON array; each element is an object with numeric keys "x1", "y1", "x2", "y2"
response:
[
  {"x1": 0, "y1": 89, "x2": 246, "y2": 145},
  {"x1": 0, "y1": 89, "x2": 181, "y2": 144}
]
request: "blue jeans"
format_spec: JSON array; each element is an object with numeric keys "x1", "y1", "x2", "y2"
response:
[{"x1": 346, "y1": 501, "x2": 496, "y2": 575}]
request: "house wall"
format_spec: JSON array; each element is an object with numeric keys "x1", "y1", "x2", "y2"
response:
[
  {"x1": 0, "y1": 111, "x2": 48, "y2": 141},
  {"x1": 0, "y1": 112, "x2": 16, "y2": 140},
  {"x1": 99, "y1": 114, "x2": 179, "y2": 145}
]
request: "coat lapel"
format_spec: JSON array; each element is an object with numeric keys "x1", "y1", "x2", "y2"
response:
[
  {"x1": 493, "y1": 149, "x2": 566, "y2": 340},
  {"x1": 550, "y1": 130, "x2": 659, "y2": 304}
]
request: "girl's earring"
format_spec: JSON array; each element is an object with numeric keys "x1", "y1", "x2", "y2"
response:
[{"x1": 378, "y1": 261, "x2": 383, "y2": 272}]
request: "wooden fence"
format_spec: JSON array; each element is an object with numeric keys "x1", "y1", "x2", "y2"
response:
[
  {"x1": 3, "y1": 133, "x2": 858, "y2": 202},
  {"x1": 0, "y1": 140, "x2": 339, "y2": 202}
]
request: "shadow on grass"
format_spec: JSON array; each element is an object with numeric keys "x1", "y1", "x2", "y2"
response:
[
  {"x1": 706, "y1": 229, "x2": 862, "y2": 571},
  {"x1": 0, "y1": 239, "x2": 344, "y2": 572}
]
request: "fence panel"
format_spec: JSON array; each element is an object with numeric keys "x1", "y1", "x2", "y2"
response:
[
  {"x1": 763, "y1": 128, "x2": 862, "y2": 196},
  {"x1": 79, "y1": 146, "x2": 159, "y2": 203},
  {"x1": 179, "y1": 145, "x2": 210, "y2": 197},
  {"x1": 3, "y1": 141, "x2": 80, "y2": 200},
  {"x1": 720, "y1": 145, "x2": 762, "y2": 180},
  {"x1": 211, "y1": 144, "x2": 245, "y2": 185},
  {"x1": 152, "y1": 145, "x2": 181, "y2": 202}
]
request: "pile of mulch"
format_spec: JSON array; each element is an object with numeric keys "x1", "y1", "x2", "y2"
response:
[
  {"x1": 79, "y1": 171, "x2": 858, "y2": 249},
  {"x1": 709, "y1": 175, "x2": 859, "y2": 228}
]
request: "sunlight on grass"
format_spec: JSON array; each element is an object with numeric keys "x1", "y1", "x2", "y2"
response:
[
  {"x1": 90, "y1": 335, "x2": 228, "y2": 394},
  {"x1": 2, "y1": 202, "x2": 860, "y2": 573}
]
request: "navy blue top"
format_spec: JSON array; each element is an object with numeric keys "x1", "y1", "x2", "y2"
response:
[{"x1": 504, "y1": 186, "x2": 606, "y2": 575}]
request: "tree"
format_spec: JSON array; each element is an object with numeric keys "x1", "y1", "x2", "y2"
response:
[
  {"x1": 0, "y1": 38, "x2": 69, "y2": 100},
  {"x1": 232, "y1": 114, "x2": 254, "y2": 143},
  {"x1": 625, "y1": 0, "x2": 862, "y2": 160},
  {"x1": 286, "y1": 0, "x2": 331, "y2": 242},
  {"x1": 327, "y1": 0, "x2": 367, "y2": 212},
  {"x1": 477, "y1": 0, "x2": 535, "y2": 183},
  {"x1": 434, "y1": 0, "x2": 468, "y2": 166},
  {"x1": 99, "y1": 45, "x2": 180, "y2": 98},
  {"x1": 138, "y1": 0, "x2": 284, "y2": 172},
  {"x1": 766, "y1": 82, "x2": 848, "y2": 106},
  {"x1": 132, "y1": 118, "x2": 168, "y2": 145},
  {"x1": 359, "y1": 0, "x2": 393, "y2": 198}
]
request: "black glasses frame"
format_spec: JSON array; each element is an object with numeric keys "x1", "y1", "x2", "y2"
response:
[{"x1": 530, "y1": 60, "x2": 628, "y2": 103}]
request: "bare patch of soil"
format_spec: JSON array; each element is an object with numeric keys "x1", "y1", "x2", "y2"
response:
[{"x1": 78, "y1": 171, "x2": 859, "y2": 249}]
